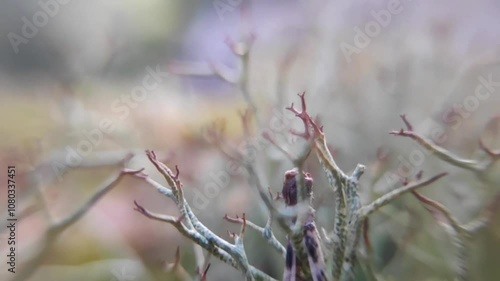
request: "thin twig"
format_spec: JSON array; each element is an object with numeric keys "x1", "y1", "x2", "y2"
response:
[
  {"x1": 12, "y1": 155, "x2": 138, "y2": 281},
  {"x1": 361, "y1": 173, "x2": 448, "y2": 217},
  {"x1": 135, "y1": 152, "x2": 277, "y2": 281},
  {"x1": 389, "y1": 116, "x2": 492, "y2": 172},
  {"x1": 224, "y1": 214, "x2": 286, "y2": 257}
]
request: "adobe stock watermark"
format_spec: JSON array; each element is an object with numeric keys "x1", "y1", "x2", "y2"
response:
[
  {"x1": 384, "y1": 73, "x2": 500, "y2": 185},
  {"x1": 213, "y1": 0, "x2": 243, "y2": 21},
  {"x1": 190, "y1": 109, "x2": 298, "y2": 213},
  {"x1": 50, "y1": 65, "x2": 169, "y2": 180},
  {"x1": 340, "y1": 0, "x2": 406, "y2": 63},
  {"x1": 7, "y1": 0, "x2": 72, "y2": 54}
]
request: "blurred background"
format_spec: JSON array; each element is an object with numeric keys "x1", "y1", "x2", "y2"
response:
[{"x1": 0, "y1": 0, "x2": 499, "y2": 280}]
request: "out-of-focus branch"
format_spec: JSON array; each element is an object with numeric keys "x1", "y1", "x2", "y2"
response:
[
  {"x1": 194, "y1": 247, "x2": 212, "y2": 281},
  {"x1": 385, "y1": 114, "x2": 500, "y2": 281},
  {"x1": 205, "y1": 108, "x2": 306, "y2": 234},
  {"x1": 0, "y1": 148, "x2": 165, "y2": 234},
  {"x1": 12, "y1": 154, "x2": 138, "y2": 281},
  {"x1": 412, "y1": 190, "x2": 500, "y2": 281},
  {"x1": 361, "y1": 173, "x2": 448, "y2": 218},
  {"x1": 37, "y1": 149, "x2": 143, "y2": 184},
  {"x1": 163, "y1": 246, "x2": 193, "y2": 281},
  {"x1": 389, "y1": 115, "x2": 500, "y2": 174},
  {"x1": 168, "y1": 34, "x2": 260, "y2": 123},
  {"x1": 464, "y1": 192, "x2": 500, "y2": 233},
  {"x1": 207, "y1": 103, "x2": 326, "y2": 281}
]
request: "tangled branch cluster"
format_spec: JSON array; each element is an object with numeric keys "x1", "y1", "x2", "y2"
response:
[{"x1": 129, "y1": 93, "x2": 499, "y2": 281}]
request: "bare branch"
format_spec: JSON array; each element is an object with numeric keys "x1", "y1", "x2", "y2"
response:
[
  {"x1": 411, "y1": 191, "x2": 469, "y2": 281},
  {"x1": 479, "y1": 138, "x2": 500, "y2": 159},
  {"x1": 361, "y1": 172, "x2": 448, "y2": 218},
  {"x1": 464, "y1": 192, "x2": 500, "y2": 233},
  {"x1": 136, "y1": 151, "x2": 277, "y2": 281},
  {"x1": 285, "y1": 93, "x2": 358, "y2": 280},
  {"x1": 411, "y1": 191, "x2": 463, "y2": 233},
  {"x1": 197, "y1": 263, "x2": 211, "y2": 281},
  {"x1": 133, "y1": 200, "x2": 185, "y2": 227},
  {"x1": 399, "y1": 114, "x2": 413, "y2": 131},
  {"x1": 390, "y1": 116, "x2": 483, "y2": 172},
  {"x1": 224, "y1": 214, "x2": 286, "y2": 257},
  {"x1": 12, "y1": 155, "x2": 137, "y2": 281}
]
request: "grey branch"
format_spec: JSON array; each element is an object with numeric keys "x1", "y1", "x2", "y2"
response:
[
  {"x1": 12, "y1": 155, "x2": 138, "y2": 281},
  {"x1": 133, "y1": 151, "x2": 277, "y2": 281}
]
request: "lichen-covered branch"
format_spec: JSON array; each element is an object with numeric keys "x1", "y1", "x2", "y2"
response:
[
  {"x1": 282, "y1": 94, "x2": 450, "y2": 281},
  {"x1": 224, "y1": 213, "x2": 287, "y2": 257},
  {"x1": 360, "y1": 173, "x2": 448, "y2": 218},
  {"x1": 132, "y1": 151, "x2": 277, "y2": 281},
  {"x1": 131, "y1": 93, "x2": 497, "y2": 281},
  {"x1": 284, "y1": 92, "x2": 354, "y2": 281}
]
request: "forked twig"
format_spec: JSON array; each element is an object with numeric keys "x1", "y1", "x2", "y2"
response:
[{"x1": 12, "y1": 155, "x2": 138, "y2": 281}]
